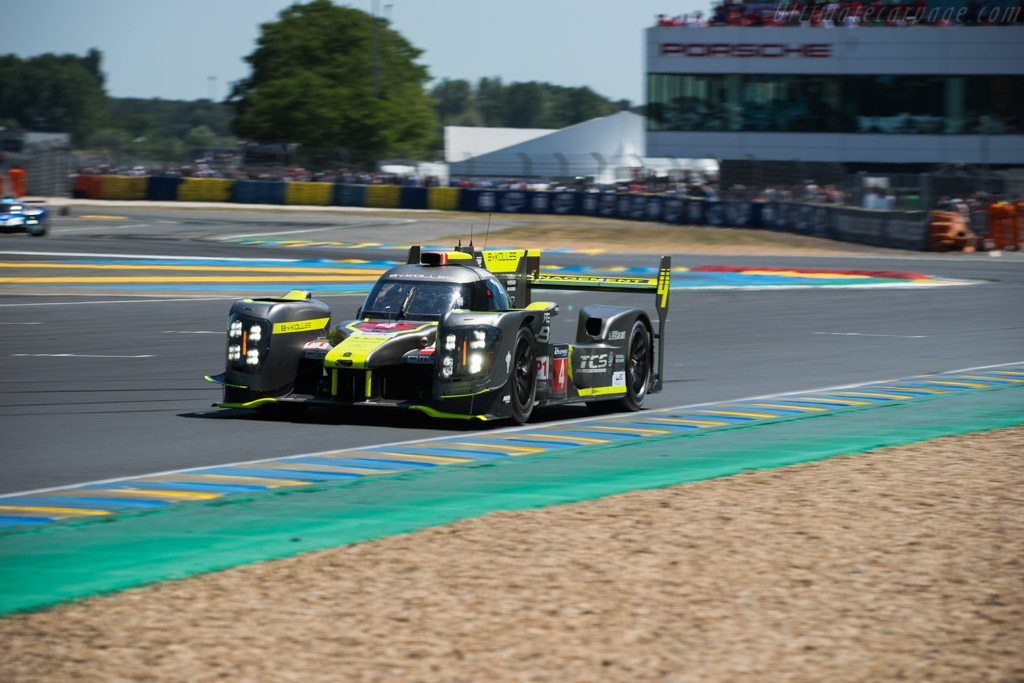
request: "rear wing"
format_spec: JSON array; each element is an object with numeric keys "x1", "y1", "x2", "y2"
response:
[{"x1": 531, "y1": 256, "x2": 671, "y2": 394}]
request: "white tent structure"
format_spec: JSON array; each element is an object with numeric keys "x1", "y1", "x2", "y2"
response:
[
  {"x1": 444, "y1": 126, "x2": 556, "y2": 165},
  {"x1": 446, "y1": 111, "x2": 716, "y2": 185}
]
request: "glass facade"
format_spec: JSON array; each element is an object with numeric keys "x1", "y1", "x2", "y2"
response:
[{"x1": 647, "y1": 74, "x2": 1024, "y2": 134}]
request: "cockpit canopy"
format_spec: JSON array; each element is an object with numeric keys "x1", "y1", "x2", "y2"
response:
[{"x1": 360, "y1": 266, "x2": 511, "y2": 321}]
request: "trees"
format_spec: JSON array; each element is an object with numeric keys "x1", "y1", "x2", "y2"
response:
[
  {"x1": 229, "y1": 0, "x2": 436, "y2": 164},
  {"x1": 0, "y1": 50, "x2": 107, "y2": 144},
  {"x1": 428, "y1": 78, "x2": 625, "y2": 130}
]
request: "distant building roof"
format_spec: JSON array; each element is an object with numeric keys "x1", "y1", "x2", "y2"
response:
[{"x1": 444, "y1": 126, "x2": 556, "y2": 164}]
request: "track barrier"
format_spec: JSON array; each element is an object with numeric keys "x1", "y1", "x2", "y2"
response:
[{"x1": 71, "y1": 174, "x2": 946, "y2": 251}]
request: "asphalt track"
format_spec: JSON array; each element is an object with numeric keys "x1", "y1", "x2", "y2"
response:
[{"x1": 1, "y1": 204, "x2": 1022, "y2": 500}]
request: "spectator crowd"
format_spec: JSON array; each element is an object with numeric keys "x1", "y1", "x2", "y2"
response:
[{"x1": 656, "y1": 0, "x2": 1024, "y2": 27}]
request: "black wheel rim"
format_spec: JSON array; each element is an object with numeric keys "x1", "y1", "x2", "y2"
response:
[
  {"x1": 514, "y1": 335, "x2": 533, "y2": 407},
  {"x1": 627, "y1": 327, "x2": 649, "y2": 394}
]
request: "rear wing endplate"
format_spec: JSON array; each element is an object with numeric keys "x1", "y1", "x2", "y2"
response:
[{"x1": 532, "y1": 256, "x2": 671, "y2": 393}]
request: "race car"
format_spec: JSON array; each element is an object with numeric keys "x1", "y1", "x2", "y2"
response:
[
  {"x1": 206, "y1": 245, "x2": 670, "y2": 423},
  {"x1": 0, "y1": 197, "x2": 48, "y2": 236}
]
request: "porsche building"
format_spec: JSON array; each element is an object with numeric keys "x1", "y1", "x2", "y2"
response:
[{"x1": 645, "y1": 25, "x2": 1024, "y2": 167}]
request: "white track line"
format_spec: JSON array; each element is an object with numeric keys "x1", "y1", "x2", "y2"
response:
[
  {"x1": 4, "y1": 360, "x2": 1020, "y2": 500},
  {"x1": 0, "y1": 250, "x2": 299, "y2": 262}
]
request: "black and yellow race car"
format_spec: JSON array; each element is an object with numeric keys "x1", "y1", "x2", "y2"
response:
[{"x1": 206, "y1": 246, "x2": 670, "y2": 423}]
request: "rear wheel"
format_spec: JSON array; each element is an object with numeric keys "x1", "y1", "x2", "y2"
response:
[
  {"x1": 509, "y1": 327, "x2": 536, "y2": 424},
  {"x1": 612, "y1": 320, "x2": 651, "y2": 412}
]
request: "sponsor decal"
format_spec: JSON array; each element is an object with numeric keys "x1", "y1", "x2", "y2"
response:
[
  {"x1": 577, "y1": 352, "x2": 612, "y2": 373},
  {"x1": 273, "y1": 317, "x2": 329, "y2": 334},
  {"x1": 505, "y1": 350, "x2": 512, "y2": 373},
  {"x1": 478, "y1": 191, "x2": 496, "y2": 212},
  {"x1": 302, "y1": 340, "x2": 333, "y2": 360},
  {"x1": 553, "y1": 192, "x2": 575, "y2": 214},
  {"x1": 389, "y1": 272, "x2": 451, "y2": 280},
  {"x1": 552, "y1": 357, "x2": 568, "y2": 393},
  {"x1": 608, "y1": 330, "x2": 626, "y2": 341},
  {"x1": 599, "y1": 194, "x2": 617, "y2": 216},
  {"x1": 503, "y1": 394, "x2": 511, "y2": 404},
  {"x1": 501, "y1": 192, "x2": 527, "y2": 213},
  {"x1": 353, "y1": 322, "x2": 422, "y2": 334},
  {"x1": 553, "y1": 344, "x2": 569, "y2": 360},
  {"x1": 536, "y1": 274, "x2": 655, "y2": 288},
  {"x1": 659, "y1": 43, "x2": 831, "y2": 58},
  {"x1": 537, "y1": 356, "x2": 550, "y2": 381},
  {"x1": 405, "y1": 352, "x2": 434, "y2": 365},
  {"x1": 612, "y1": 371, "x2": 626, "y2": 387}
]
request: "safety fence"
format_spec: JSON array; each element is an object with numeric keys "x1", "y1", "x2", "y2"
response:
[{"x1": 71, "y1": 174, "x2": 930, "y2": 250}]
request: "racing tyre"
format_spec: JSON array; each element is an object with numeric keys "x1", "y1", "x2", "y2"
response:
[
  {"x1": 612, "y1": 319, "x2": 651, "y2": 412},
  {"x1": 509, "y1": 327, "x2": 537, "y2": 424},
  {"x1": 30, "y1": 218, "x2": 48, "y2": 237}
]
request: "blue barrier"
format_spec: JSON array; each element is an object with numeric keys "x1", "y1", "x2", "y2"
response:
[
  {"x1": 400, "y1": 187, "x2": 428, "y2": 210},
  {"x1": 333, "y1": 184, "x2": 365, "y2": 207},
  {"x1": 146, "y1": 176, "x2": 180, "y2": 201},
  {"x1": 233, "y1": 180, "x2": 285, "y2": 205},
  {"x1": 549, "y1": 191, "x2": 581, "y2": 216},
  {"x1": 126, "y1": 180, "x2": 931, "y2": 251}
]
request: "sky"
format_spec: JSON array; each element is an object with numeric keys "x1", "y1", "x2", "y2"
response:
[{"x1": 3, "y1": 0, "x2": 706, "y2": 106}]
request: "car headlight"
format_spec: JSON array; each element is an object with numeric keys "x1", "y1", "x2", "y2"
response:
[
  {"x1": 438, "y1": 326, "x2": 501, "y2": 381},
  {"x1": 226, "y1": 315, "x2": 270, "y2": 371}
]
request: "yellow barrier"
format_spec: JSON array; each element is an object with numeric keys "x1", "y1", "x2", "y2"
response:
[
  {"x1": 427, "y1": 187, "x2": 460, "y2": 211},
  {"x1": 100, "y1": 175, "x2": 147, "y2": 200},
  {"x1": 364, "y1": 184, "x2": 401, "y2": 209},
  {"x1": 285, "y1": 182, "x2": 332, "y2": 206},
  {"x1": 177, "y1": 177, "x2": 234, "y2": 202}
]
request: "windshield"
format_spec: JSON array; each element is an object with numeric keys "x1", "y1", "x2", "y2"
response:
[{"x1": 361, "y1": 280, "x2": 475, "y2": 321}]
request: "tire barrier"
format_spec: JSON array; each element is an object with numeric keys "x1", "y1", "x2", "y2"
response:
[
  {"x1": 68, "y1": 175, "x2": 935, "y2": 251},
  {"x1": 400, "y1": 186, "x2": 428, "y2": 210},
  {"x1": 72, "y1": 174, "x2": 104, "y2": 199},
  {"x1": 100, "y1": 175, "x2": 147, "y2": 201},
  {"x1": 232, "y1": 179, "x2": 285, "y2": 205},
  {"x1": 285, "y1": 181, "x2": 332, "y2": 206},
  {"x1": 147, "y1": 176, "x2": 181, "y2": 201},
  {"x1": 363, "y1": 184, "x2": 400, "y2": 209},
  {"x1": 177, "y1": 178, "x2": 234, "y2": 202},
  {"x1": 427, "y1": 187, "x2": 459, "y2": 211},
  {"x1": 333, "y1": 184, "x2": 365, "y2": 207},
  {"x1": 926, "y1": 210, "x2": 976, "y2": 252}
]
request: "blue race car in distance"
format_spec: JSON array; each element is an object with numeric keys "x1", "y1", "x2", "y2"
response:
[{"x1": 0, "y1": 197, "x2": 48, "y2": 236}]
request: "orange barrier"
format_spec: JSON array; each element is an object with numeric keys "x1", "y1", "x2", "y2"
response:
[
  {"x1": 7, "y1": 169, "x2": 26, "y2": 198},
  {"x1": 987, "y1": 202, "x2": 1020, "y2": 251},
  {"x1": 284, "y1": 182, "x2": 332, "y2": 206},
  {"x1": 364, "y1": 184, "x2": 401, "y2": 209},
  {"x1": 73, "y1": 174, "x2": 105, "y2": 199},
  {"x1": 427, "y1": 187, "x2": 460, "y2": 211},
  {"x1": 926, "y1": 210, "x2": 975, "y2": 252}
]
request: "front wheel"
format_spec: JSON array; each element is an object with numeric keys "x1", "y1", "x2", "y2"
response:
[
  {"x1": 612, "y1": 319, "x2": 651, "y2": 412},
  {"x1": 508, "y1": 327, "x2": 537, "y2": 424}
]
